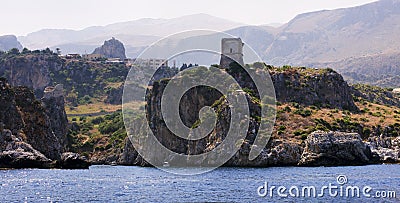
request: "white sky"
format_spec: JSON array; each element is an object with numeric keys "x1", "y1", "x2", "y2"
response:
[{"x1": 0, "y1": 0, "x2": 378, "y2": 36}]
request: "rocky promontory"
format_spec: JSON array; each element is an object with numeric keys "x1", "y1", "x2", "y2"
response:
[
  {"x1": 298, "y1": 131, "x2": 379, "y2": 166},
  {"x1": 0, "y1": 78, "x2": 89, "y2": 169},
  {"x1": 116, "y1": 65, "x2": 399, "y2": 167},
  {"x1": 92, "y1": 37, "x2": 126, "y2": 59}
]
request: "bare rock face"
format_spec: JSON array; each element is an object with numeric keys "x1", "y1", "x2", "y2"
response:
[
  {"x1": 0, "y1": 79, "x2": 67, "y2": 161},
  {"x1": 366, "y1": 134, "x2": 400, "y2": 163},
  {"x1": 270, "y1": 68, "x2": 358, "y2": 111},
  {"x1": 13, "y1": 86, "x2": 62, "y2": 160},
  {"x1": 298, "y1": 131, "x2": 378, "y2": 166},
  {"x1": 0, "y1": 35, "x2": 22, "y2": 51},
  {"x1": 226, "y1": 139, "x2": 303, "y2": 167},
  {"x1": 42, "y1": 84, "x2": 69, "y2": 152},
  {"x1": 118, "y1": 137, "x2": 149, "y2": 166},
  {"x1": 60, "y1": 152, "x2": 90, "y2": 169},
  {"x1": 0, "y1": 53, "x2": 63, "y2": 97},
  {"x1": 0, "y1": 129, "x2": 54, "y2": 169},
  {"x1": 92, "y1": 37, "x2": 126, "y2": 59}
]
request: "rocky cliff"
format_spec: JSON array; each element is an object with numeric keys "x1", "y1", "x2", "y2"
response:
[
  {"x1": 115, "y1": 67, "x2": 398, "y2": 167},
  {"x1": 298, "y1": 131, "x2": 378, "y2": 166},
  {"x1": 270, "y1": 67, "x2": 358, "y2": 111},
  {"x1": 92, "y1": 37, "x2": 126, "y2": 59},
  {"x1": 0, "y1": 35, "x2": 22, "y2": 51},
  {"x1": 0, "y1": 52, "x2": 63, "y2": 97},
  {"x1": 0, "y1": 78, "x2": 89, "y2": 168},
  {"x1": 0, "y1": 129, "x2": 54, "y2": 169}
]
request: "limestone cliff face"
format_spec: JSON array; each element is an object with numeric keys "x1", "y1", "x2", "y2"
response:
[
  {"x1": 0, "y1": 78, "x2": 67, "y2": 161},
  {"x1": 298, "y1": 131, "x2": 378, "y2": 166},
  {"x1": 366, "y1": 125, "x2": 400, "y2": 163},
  {"x1": 0, "y1": 35, "x2": 22, "y2": 51},
  {"x1": 118, "y1": 67, "x2": 362, "y2": 167},
  {"x1": 270, "y1": 68, "x2": 358, "y2": 111},
  {"x1": 0, "y1": 53, "x2": 63, "y2": 97},
  {"x1": 42, "y1": 84, "x2": 69, "y2": 152},
  {"x1": 0, "y1": 129, "x2": 54, "y2": 169},
  {"x1": 92, "y1": 37, "x2": 126, "y2": 59}
]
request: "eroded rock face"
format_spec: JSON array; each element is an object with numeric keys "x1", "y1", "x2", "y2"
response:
[
  {"x1": 42, "y1": 84, "x2": 69, "y2": 152},
  {"x1": 226, "y1": 139, "x2": 303, "y2": 167},
  {"x1": 13, "y1": 86, "x2": 62, "y2": 160},
  {"x1": 0, "y1": 54, "x2": 63, "y2": 97},
  {"x1": 60, "y1": 152, "x2": 90, "y2": 169},
  {"x1": 0, "y1": 129, "x2": 53, "y2": 169},
  {"x1": 298, "y1": 131, "x2": 378, "y2": 166},
  {"x1": 271, "y1": 69, "x2": 358, "y2": 111},
  {"x1": 0, "y1": 79, "x2": 72, "y2": 167},
  {"x1": 366, "y1": 135, "x2": 400, "y2": 163},
  {"x1": 92, "y1": 37, "x2": 126, "y2": 59},
  {"x1": 118, "y1": 137, "x2": 149, "y2": 167}
]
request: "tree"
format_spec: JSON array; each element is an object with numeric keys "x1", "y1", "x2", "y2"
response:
[
  {"x1": 22, "y1": 48, "x2": 31, "y2": 54},
  {"x1": 8, "y1": 48, "x2": 20, "y2": 55}
]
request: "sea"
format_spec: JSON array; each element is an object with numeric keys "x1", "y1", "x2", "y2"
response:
[{"x1": 1, "y1": 165, "x2": 399, "y2": 202}]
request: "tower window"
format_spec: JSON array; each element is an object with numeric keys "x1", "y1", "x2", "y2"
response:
[{"x1": 230, "y1": 48, "x2": 233, "y2": 53}]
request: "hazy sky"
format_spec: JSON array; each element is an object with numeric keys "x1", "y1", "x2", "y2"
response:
[{"x1": 0, "y1": 0, "x2": 378, "y2": 36}]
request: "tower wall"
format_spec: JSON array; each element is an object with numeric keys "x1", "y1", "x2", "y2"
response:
[{"x1": 219, "y1": 38, "x2": 244, "y2": 68}]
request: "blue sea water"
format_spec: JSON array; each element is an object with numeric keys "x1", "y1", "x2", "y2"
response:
[{"x1": 1, "y1": 165, "x2": 399, "y2": 202}]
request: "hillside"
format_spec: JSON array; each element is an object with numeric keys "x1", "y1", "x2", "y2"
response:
[
  {"x1": 310, "y1": 52, "x2": 400, "y2": 88},
  {"x1": 265, "y1": 0, "x2": 400, "y2": 65}
]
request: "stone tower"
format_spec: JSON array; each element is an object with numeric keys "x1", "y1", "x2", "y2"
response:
[{"x1": 219, "y1": 38, "x2": 244, "y2": 69}]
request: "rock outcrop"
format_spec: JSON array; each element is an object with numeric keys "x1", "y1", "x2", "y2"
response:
[
  {"x1": 42, "y1": 84, "x2": 69, "y2": 151},
  {"x1": 13, "y1": 85, "x2": 62, "y2": 160},
  {"x1": 0, "y1": 52, "x2": 63, "y2": 98},
  {"x1": 298, "y1": 131, "x2": 379, "y2": 166},
  {"x1": 0, "y1": 35, "x2": 22, "y2": 51},
  {"x1": 60, "y1": 152, "x2": 90, "y2": 169},
  {"x1": 92, "y1": 37, "x2": 126, "y2": 59},
  {"x1": 0, "y1": 78, "x2": 88, "y2": 169},
  {"x1": 366, "y1": 134, "x2": 400, "y2": 163},
  {"x1": 0, "y1": 129, "x2": 54, "y2": 169},
  {"x1": 270, "y1": 68, "x2": 358, "y2": 111}
]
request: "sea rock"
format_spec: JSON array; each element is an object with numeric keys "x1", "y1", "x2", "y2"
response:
[
  {"x1": 0, "y1": 129, "x2": 53, "y2": 169},
  {"x1": 60, "y1": 152, "x2": 90, "y2": 169},
  {"x1": 226, "y1": 139, "x2": 303, "y2": 167},
  {"x1": 298, "y1": 131, "x2": 378, "y2": 166},
  {"x1": 118, "y1": 137, "x2": 149, "y2": 167},
  {"x1": 366, "y1": 135, "x2": 400, "y2": 163},
  {"x1": 92, "y1": 37, "x2": 126, "y2": 59}
]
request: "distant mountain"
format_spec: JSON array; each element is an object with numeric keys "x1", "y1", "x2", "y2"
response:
[
  {"x1": 264, "y1": 0, "x2": 400, "y2": 65},
  {"x1": 0, "y1": 35, "x2": 22, "y2": 51},
  {"x1": 18, "y1": 14, "x2": 244, "y2": 53},
  {"x1": 310, "y1": 52, "x2": 400, "y2": 88}
]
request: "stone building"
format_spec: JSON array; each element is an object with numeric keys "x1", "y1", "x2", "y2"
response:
[{"x1": 219, "y1": 38, "x2": 244, "y2": 69}]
